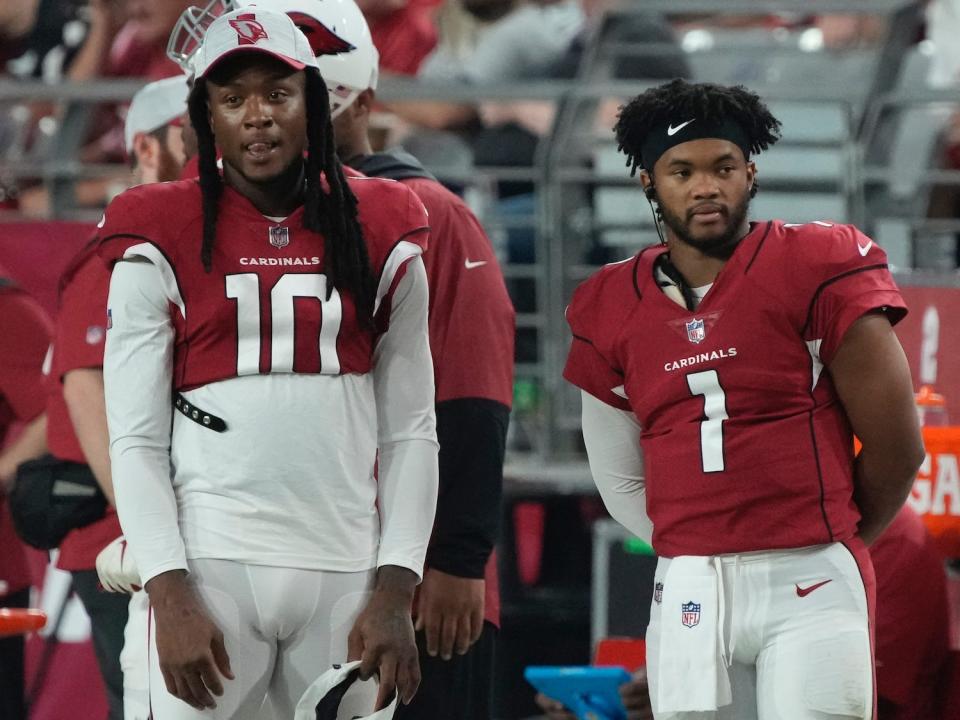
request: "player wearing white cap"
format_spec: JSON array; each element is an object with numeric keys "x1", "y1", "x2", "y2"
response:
[
  {"x1": 99, "y1": 8, "x2": 438, "y2": 719},
  {"x1": 170, "y1": 4, "x2": 514, "y2": 718}
]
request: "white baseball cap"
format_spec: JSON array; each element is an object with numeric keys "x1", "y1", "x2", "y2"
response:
[
  {"x1": 193, "y1": 7, "x2": 320, "y2": 79},
  {"x1": 294, "y1": 661, "x2": 397, "y2": 720},
  {"x1": 124, "y1": 75, "x2": 189, "y2": 155}
]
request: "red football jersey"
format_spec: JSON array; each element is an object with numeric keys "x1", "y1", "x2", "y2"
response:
[
  {"x1": 403, "y1": 176, "x2": 515, "y2": 407},
  {"x1": 47, "y1": 244, "x2": 122, "y2": 571},
  {"x1": 98, "y1": 178, "x2": 429, "y2": 390},
  {"x1": 399, "y1": 176, "x2": 515, "y2": 628},
  {"x1": 0, "y1": 271, "x2": 53, "y2": 594},
  {"x1": 564, "y1": 220, "x2": 907, "y2": 557}
]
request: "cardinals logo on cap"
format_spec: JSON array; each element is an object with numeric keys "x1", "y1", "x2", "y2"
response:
[
  {"x1": 288, "y1": 12, "x2": 355, "y2": 56},
  {"x1": 230, "y1": 13, "x2": 269, "y2": 46}
]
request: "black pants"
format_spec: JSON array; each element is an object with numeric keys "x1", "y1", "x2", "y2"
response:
[
  {"x1": 0, "y1": 588, "x2": 29, "y2": 720},
  {"x1": 71, "y1": 570, "x2": 128, "y2": 720},
  {"x1": 395, "y1": 621, "x2": 497, "y2": 720}
]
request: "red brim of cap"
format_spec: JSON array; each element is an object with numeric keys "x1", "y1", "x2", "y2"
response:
[{"x1": 199, "y1": 46, "x2": 307, "y2": 78}]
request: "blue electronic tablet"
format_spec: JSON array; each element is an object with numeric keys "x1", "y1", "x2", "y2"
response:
[{"x1": 524, "y1": 666, "x2": 631, "y2": 720}]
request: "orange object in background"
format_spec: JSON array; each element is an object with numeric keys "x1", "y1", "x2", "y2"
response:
[
  {"x1": 909, "y1": 426, "x2": 960, "y2": 558},
  {"x1": 916, "y1": 385, "x2": 950, "y2": 428},
  {"x1": 0, "y1": 608, "x2": 46, "y2": 637}
]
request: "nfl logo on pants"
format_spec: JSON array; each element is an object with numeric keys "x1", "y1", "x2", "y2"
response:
[{"x1": 681, "y1": 601, "x2": 701, "y2": 628}]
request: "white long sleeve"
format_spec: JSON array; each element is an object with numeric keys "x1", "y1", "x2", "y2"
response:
[
  {"x1": 373, "y1": 258, "x2": 439, "y2": 579},
  {"x1": 580, "y1": 390, "x2": 654, "y2": 544},
  {"x1": 105, "y1": 255, "x2": 438, "y2": 584},
  {"x1": 104, "y1": 259, "x2": 185, "y2": 585}
]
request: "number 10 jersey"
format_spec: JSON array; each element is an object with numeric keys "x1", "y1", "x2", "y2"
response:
[
  {"x1": 97, "y1": 177, "x2": 436, "y2": 576},
  {"x1": 98, "y1": 177, "x2": 429, "y2": 390},
  {"x1": 564, "y1": 220, "x2": 907, "y2": 557}
]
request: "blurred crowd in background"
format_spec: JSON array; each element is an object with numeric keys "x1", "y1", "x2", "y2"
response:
[{"x1": 1, "y1": 0, "x2": 959, "y2": 226}]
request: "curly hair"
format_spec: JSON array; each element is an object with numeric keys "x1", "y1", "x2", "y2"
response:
[
  {"x1": 614, "y1": 79, "x2": 782, "y2": 177},
  {"x1": 187, "y1": 64, "x2": 375, "y2": 323}
]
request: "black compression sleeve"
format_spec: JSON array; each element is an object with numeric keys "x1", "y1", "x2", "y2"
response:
[{"x1": 425, "y1": 397, "x2": 509, "y2": 578}]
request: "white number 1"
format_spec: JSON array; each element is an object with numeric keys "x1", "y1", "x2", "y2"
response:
[{"x1": 686, "y1": 370, "x2": 728, "y2": 473}]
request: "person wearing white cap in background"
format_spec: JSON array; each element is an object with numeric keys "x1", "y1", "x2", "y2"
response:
[
  {"x1": 98, "y1": 7, "x2": 438, "y2": 720},
  {"x1": 40, "y1": 73, "x2": 191, "y2": 720},
  {"x1": 123, "y1": 75, "x2": 191, "y2": 187}
]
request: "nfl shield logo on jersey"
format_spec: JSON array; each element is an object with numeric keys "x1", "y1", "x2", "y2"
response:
[
  {"x1": 654, "y1": 582, "x2": 663, "y2": 605},
  {"x1": 681, "y1": 601, "x2": 701, "y2": 628},
  {"x1": 685, "y1": 318, "x2": 706, "y2": 344},
  {"x1": 269, "y1": 226, "x2": 290, "y2": 249}
]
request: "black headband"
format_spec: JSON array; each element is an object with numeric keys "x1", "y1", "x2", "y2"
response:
[{"x1": 640, "y1": 117, "x2": 752, "y2": 172}]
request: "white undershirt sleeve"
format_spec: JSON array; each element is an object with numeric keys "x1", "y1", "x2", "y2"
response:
[
  {"x1": 581, "y1": 390, "x2": 654, "y2": 544},
  {"x1": 103, "y1": 258, "x2": 186, "y2": 585},
  {"x1": 372, "y1": 258, "x2": 439, "y2": 580}
]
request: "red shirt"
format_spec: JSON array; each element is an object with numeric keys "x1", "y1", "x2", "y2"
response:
[
  {"x1": 565, "y1": 221, "x2": 906, "y2": 557},
  {"x1": 48, "y1": 245, "x2": 122, "y2": 572},
  {"x1": 0, "y1": 272, "x2": 53, "y2": 595},
  {"x1": 401, "y1": 176, "x2": 515, "y2": 627},
  {"x1": 98, "y1": 178, "x2": 429, "y2": 389},
  {"x1": 871, "y1": 506, "x2": 950, "y2": 719},
  {"x1": 368, "y1": 5, "x2": 438, "y2": 76},
  {"x1": 405, "y1": 176, "x2": 514, "y2": 408}
]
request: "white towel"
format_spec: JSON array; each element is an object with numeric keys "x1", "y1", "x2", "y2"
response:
[{"x1": 654, "y1": 556, "x2": 732, "y2": 714}]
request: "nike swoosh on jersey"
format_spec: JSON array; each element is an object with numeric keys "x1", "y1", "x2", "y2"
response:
[
  {"x1": 667, "y1": 119, "x2": 695, "y2": 136},
  {"x1": 857, "y1": 240, "x2": 873, "y2": 256},
  {"x1": 464, "y1": 259, "x2": 488, "y2": 269},
  {"x1": 795, "y1": 579, "x2": 832, "y2": 597}
]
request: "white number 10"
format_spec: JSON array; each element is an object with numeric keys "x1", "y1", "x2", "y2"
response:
[
  {"x1": 686, "y1": 370, "x2": 728, "y2": 473},
  {"x1": 226, "y1": 272, "x2": 342, "y2": 376}
]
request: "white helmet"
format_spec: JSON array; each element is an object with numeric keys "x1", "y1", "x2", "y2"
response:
[
  {"x1": 294, "y1": 661, "x2": 397, "y2": 720},
  {"x1": 167, "y1": 0, "x2": 378, "y2": 117}
]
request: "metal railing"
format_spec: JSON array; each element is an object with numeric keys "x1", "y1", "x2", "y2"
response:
[{"x1": 2, "y1": 0, "x2": 958, "y2": 457}]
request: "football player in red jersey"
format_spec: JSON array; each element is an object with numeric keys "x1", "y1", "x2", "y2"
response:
[
  {"x1": 99, "y1": 9, "x2": 438, "y2": 718},
  {"x1": 167, "y1": 3, "x2": 512, "y2": 718},
  {"x1": 0, "y1": 270, "x2": 52, "y2": 720},
  {"x1": 564, "y1": 79, "x2": 925, "y2": 719},
  {"x1": 47, "y1": 75, "x2": 191, "y2": 720}
]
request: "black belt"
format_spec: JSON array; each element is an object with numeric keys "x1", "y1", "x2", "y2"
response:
[{"x1": 174, "y1": 394, "x2": 228, "y2": 432}]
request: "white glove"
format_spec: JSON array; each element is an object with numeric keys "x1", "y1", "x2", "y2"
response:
[{"x1": 96, "y1": 536, "x2": 142, "y2": 593}]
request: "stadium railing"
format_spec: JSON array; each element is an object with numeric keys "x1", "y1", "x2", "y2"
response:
[{"x1": 2, "y1": 0, "x2": 958, "y2": 459}]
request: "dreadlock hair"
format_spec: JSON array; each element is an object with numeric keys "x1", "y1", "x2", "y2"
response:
[
  {"x1": 614, "y1": 79, "x2": 782, "y2": 178},
  {"x1": 187, "y1": 64, "x2": 376, "y2": 324},
  {"x1": 187, "y1": 79, "x2": 224, "y2": 272}
]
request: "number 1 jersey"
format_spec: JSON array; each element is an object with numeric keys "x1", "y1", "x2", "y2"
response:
[{"x1": 564, "y1": 221, "x2": 907, "y2": 557}]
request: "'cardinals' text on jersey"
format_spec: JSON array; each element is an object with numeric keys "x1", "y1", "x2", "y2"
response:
[
  {"x1": 97, "y1": 177, "x2": 429, "y2": 390},
  {"x1": 564, "y1": 220, "x2": 907, "y2": 557}
]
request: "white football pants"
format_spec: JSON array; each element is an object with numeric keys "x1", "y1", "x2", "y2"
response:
[
  {"x1": 122, "y1": 590, "x2": 150, "y2": 719},
  {"x1": 647, "y1": 541, "x2": 875, "y2": 720},
  {"x1": 143, "y1": 559, "x2": 374, "y2": 719}
]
